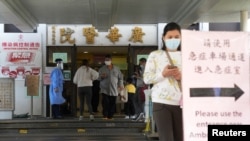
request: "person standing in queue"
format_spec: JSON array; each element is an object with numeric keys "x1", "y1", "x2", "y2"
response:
[
  {"x1": 133, "y1": 58, "x2": 147, "y2": 121},
  {"x1": 143, "y1": 22, "x2": 183, "y2": 141},
  {"x1": 73, "y1": 59, "x2": 99, "y2": 121},
  {"x1": 99, "y1": 54, "x2": 124, "y2": 120},
  {"x1": 124, "y1": 77, "x2": 136, "y2": 119},
  {"x1": 49, "y1": 58, "x2": 65, "y2": 119}
]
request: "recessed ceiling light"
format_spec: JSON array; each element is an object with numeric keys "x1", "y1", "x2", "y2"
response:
[{"x1": 83, "y1": 51, "x2": 88, "y2": 53}]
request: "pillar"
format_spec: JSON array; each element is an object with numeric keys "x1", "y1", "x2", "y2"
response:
[{"x1": 240, "y1": 10, "x2": 248, "y2": 31}]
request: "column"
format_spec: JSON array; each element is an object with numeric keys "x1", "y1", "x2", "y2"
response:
[
  {"x1": 0, "y1": 24, "x2": 4, "y2": 33},
  {"x1": 240, "y1": 10, "x2": 248, "y2": 31},
  {"x1": 199, "y1": 22, "x2": 209, "y2": 31}
]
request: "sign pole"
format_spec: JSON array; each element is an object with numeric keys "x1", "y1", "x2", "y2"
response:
[
  {"x1": 26, "y1": 75, "x2": 40, "y2": 119},
  {"x1": 28, "y1": 95, "x2": 34, "y2": 119}
]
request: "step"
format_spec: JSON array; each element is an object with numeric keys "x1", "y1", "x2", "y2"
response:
[
  {"x1": 0, "y1": 134, "x2": 153, "y2": 141},
  {"x1": 0, "y1": 115, "x2": 159, "y2": 140},
  {"x1": 0, "y1": 116, "x2": 147, "y2": 135}
]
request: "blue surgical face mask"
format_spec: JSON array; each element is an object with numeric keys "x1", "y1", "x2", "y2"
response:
[{"x1": 164, "y1": 38, "x2": 180, "y2": 51}]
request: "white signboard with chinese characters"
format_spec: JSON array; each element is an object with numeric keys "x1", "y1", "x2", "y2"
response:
[
  {"x1": 0, "y1": 33, "x2": 42, "y2": 80},
  {"x1": 182, "y1": 30, "x2": 250, "y2": 141}
]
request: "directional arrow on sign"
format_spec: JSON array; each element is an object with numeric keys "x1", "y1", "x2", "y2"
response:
[{"x1": 190, "y1": 84, "x2": 244, "y2": 101}]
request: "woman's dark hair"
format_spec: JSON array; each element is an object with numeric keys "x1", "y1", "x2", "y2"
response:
[
  {"x1": 161, "y1": 22, "x2": 181, "y2": 51},
  {"x1": 82, "y1": 59, "x2": 89, "y2": 71},
  {"x1": 105, "y1": 54, "x2": 112, "y2": 59},
  {"x1": 126, "y1": 77, "x2": 133, "y2": 83},
  {"x1": 139, "y1": 58, "x2": 147, "y2": 63},
  {"x1": 82, "y1": 59, "x2": 89, "y2": 66}
]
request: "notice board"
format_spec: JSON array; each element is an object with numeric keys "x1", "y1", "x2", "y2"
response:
[
  {"x1": 25, "y1": 75, "x2": 40, "y2": 96},
  {"x1": 181, "y1": 30, "x2": 250, "y2": 141}
]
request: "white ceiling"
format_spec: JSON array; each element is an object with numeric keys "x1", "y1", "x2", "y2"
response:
[
  {"x1": 0, "y1": 0, "x2": 250, "y2": 55},
  {"x1": 0, "y1": 0, "x2": 250, "y2": 32}
]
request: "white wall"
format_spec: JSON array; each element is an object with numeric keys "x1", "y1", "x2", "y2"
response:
[
  {"x1": 14, "y1": 80, "x2": 42, "y2": 115},
  {"x1": 14, "y1": 24, "x2": 47, "y2": 116},
  {"x1": 157, "y1": 23, "x2": 167, "y2": 50},
  {"x1": 0, "y1": 24, "x2": 46, "y2": 116},
  {"x1": 0, "y1": 24, "x2": 3, "y2": 33}
]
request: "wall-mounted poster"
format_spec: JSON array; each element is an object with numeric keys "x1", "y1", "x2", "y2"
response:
[
  {"x1": 0, "y1": 33, "x2": 41, "y2": 80},
  {"x1": 0, "y1": 78, "x2": 14, "y2": 110},
  {"x1": 43, "y1": 73, "x2": 51, "y2": 85},
  {"x1": 63, "y1": 70, "x2": 71, "y2": 81},
  {"x1": 53, "y1": 53, "x2": 67, "y2": 63}
]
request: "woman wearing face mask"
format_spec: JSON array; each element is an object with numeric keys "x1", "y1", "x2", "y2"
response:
[
  {"x1": 98, "y1": 54, "x2": 124, "y2": 119},
  {"x1": 143, "y1": 22, "x2": 183, "y2": 141}
]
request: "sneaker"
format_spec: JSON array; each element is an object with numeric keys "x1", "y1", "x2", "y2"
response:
[
  {"x1": 79, "y1": 116, "x2": 83, "y2": 121},
  {"x1": 133, "y1": 113, "x2": 144, "y2": 121},
  {"x1": 53, "y1": 116, "x2": 63, "y2": 119},
  {"x1": 124, "y1": 115, "x2": 130, "y2": 119},
  {"x1": 90, "y1": 115, "x2": 94, "y2": 121},
  {"x1": 130, "y1": 115, "x2": 136, "y2": 119}
]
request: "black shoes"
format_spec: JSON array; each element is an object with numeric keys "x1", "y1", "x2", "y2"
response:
[
  {"x1": 132, "y1": 113, "x2": 144, "y2": 122},
  {"x1": 53, "y1": 116, "x2": 63, "y2": 119}
]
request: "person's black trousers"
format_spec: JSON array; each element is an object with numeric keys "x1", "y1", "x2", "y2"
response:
[
  {"x1": 125, "y1": 93, "x2": 136, "y2": 116},
  {"x1": 102, "y1": 93, "x2": 116, "y2": 118},
  {"x1": 52, "y1": 104, "x2": 61, "y2": 118}
]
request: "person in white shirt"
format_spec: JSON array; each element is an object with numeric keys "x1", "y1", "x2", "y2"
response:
[
  {"x1": 73, "y1": 59, "x2": 99, "y2": 121},
  {"x1": 143, "y1": 22, "x2": 183, "y2": 141}
]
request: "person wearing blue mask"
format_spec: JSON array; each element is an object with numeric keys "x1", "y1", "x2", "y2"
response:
[
  {"x1": 49, "y1": 58, "x2": 66, "y2": 119},
  {"x1": 143, "y1": 22, "x2": 183, "y2": 141}
]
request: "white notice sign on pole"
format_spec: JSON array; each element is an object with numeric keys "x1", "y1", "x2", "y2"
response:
[{"x1": 182, "y1": 30, "x2": 250, "y2": 141}]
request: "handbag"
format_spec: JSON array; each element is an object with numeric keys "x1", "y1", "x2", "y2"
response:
[{"x1": 118, "y1": 88, "x2": 128, "y2": 103}]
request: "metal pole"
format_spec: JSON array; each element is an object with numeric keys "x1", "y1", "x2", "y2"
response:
[{"x1": 28, "y1": 96, "x2": 33, "y2": 119}]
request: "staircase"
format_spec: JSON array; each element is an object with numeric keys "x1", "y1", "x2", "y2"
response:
[{"x1": 0, "y1": 115, "x2": 158, "y2": 141}]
